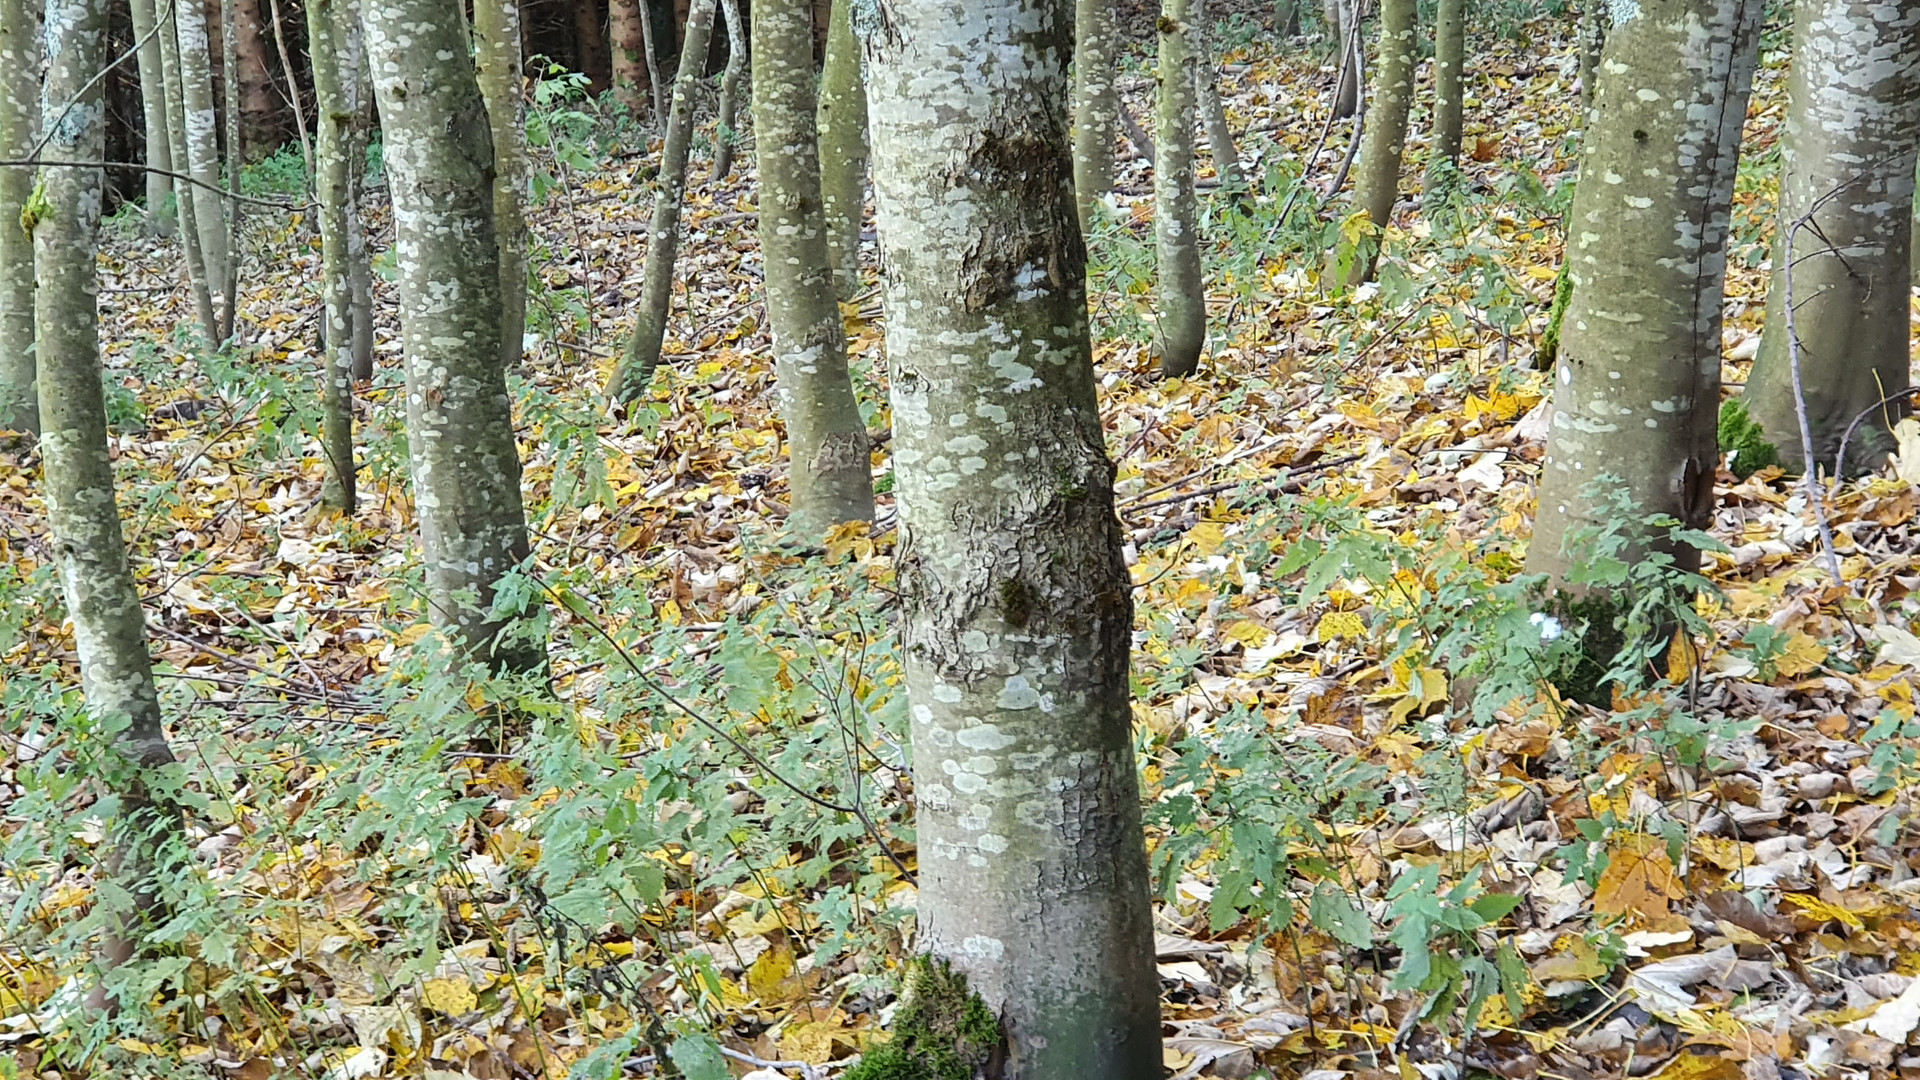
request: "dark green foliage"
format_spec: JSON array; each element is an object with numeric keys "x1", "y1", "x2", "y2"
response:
[
  {"x1": 1718, "y1": 398, "x2": 1779, "y2": 478},
  {"x1": 1538, "y1": 586, "x2": 1623, "y2": 707},
  {"x1": 844, "y1": 957, "x2": 1001, "y2": 1080},
  {"x1": 1535, "y1": 256, "x2": 1573, "y2": 371}
]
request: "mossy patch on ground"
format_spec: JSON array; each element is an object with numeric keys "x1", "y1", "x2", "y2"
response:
[{"x1": 843, "y1": 956, "x2": 1001, "y2": 1080}]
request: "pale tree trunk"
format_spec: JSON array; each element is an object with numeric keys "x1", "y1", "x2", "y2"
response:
[
  {"x1": 1577, "y1": 6, "x2": 1604, "y2": 117},
  {"x1": 860, "y1": 1, "x2": 1161, "y2": 1074},
  {"x1": 816, "y1": 0, "x2": 865, "y2": 291},
  {"x1": 1156, "y1": 0, "x2": 1205, "y2": 377},
  {"x1": 753, "y1": 0, "x2": 873, "y2": 535},
  {"x1": 607, "y1": 0, "x2": 718, "y2": 403},
  {"x1": 221, "y1": 0, "x2": 241, "y2": 341},
  {"x1": 1071, "y1": 0, "x2": 1119, "y2": 232},
  {"x1": 1349, "y1": 0, "x2": 1414, "y2": 281},
  {"x1": 174, "y1": 0, "x2": 231, "y2": 324},
  {"x1": 158, "y1": 0, "x2": 220, "y2": 344},
  {"x1": 130, "y1": 0, "x2": 175, "y2": 236},
  {"x1": 36, "y1": 0, "x2": 181, "y2": 1004},
  {"x1": 340, "y1": 0, "x2": 374, "y2": 383},
  {"x1": 610, "y1": 0, "x2": 649, "y2": 117},
  {"x1": 364, "y1": 0, "x2": 545, "y2": 674},
  {"x1": 1194, "y1": 3, "x2": 1245, "y2": 193},
  {"x1": 1528, "y1": 0, "x2": 1762, "y2": 586},
  {"x1": 308, "y1": 0, "x2": 355, "y2": 511},
  {"x1": 1743, "y1": 0, "x2": 1920, "y2": 476},
  {"x1": 475, "y1": 0, "x2": 529, "y2": 369},
  {"x1": 1330, "y1": 0, "x2": 1358, "y2": 119},
  {"x1": 0, "y1": 0, "x2": 36, "y2": 433},
  {"x1": 710, "y1": 0, "x2": 745, "y2": 180},
  {"x1": 1430, "y1": 0, "x2": 1463, "y2": 169}
]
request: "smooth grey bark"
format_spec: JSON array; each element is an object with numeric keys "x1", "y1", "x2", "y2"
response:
[
  {"x1": 1071, "y1": 0, "x2": 1119, "y2": 232},
  {"x1": 1156, "y1": 0, "x2": 1205, "y2": 377},
  {"x1": 174, "y1": 0, "x2": 231, "y2": 321},
  {"x1": 308, "y1": 0, "x2": 355, "y2": 511},
  {"x1": 816, "y1": 0, "x2": 866, "y2": 295},
  {"x1": 1431, "y1": 0, "x2": 1464, "y2": 168},
  {"x1": 1348, "y1": 0, "x2": 1414, "y2": 281},
  {"x1": 221, "y1": 0, "x2": 241, "y2": 341},
  {"x1": 475, "y1": 0, "x2": 528, "y2": 369},
  {"x1": 156, "y1": 0, "x2": 219, "y2": 344},
  {"x1": 1194, "y1": 3, "x2": 1245, "y2": 193},
  {"x1": 638, "y1": 0, "x2": 668, "y2": 135},
  {"x1": 1529, "y1": 0, "x2": 1762, "y2": 586},
  {"x1": 36, "y1": 0, "x2": 180, "y2": 1003},
  {"x1": 1578, "y1": 6, "x2": 1605, "y2": 117},
  {"x1": 861, "y1": 1, "x2": 1161, "y2": 1075},
  {"x1": 752, "y1": 0, "x2": 873, "y2": 535},
  {"x1": 607, "y1": 0, "x2": 718, "y2": 403},
  {"x1": 364, "y1": 0, "x2": 544, "y2": 673},
  {"x1": 129, "y1": 0, "x2": 174, "y2": 236},
  {"x1": 0, "y1": 0, "x2": 36, "y2": 433},
  {"x1": 710, "y1": 0, "x2": 746, "y2": 180},
  {"x1": 1330, "y1": 0, "x2": 1358, "y2": 118},
  {"x1": 1743, "y1": 0, "x2": 1920, "y2": 476},
  {"x1": 340, "y1": 0, "x2": 374, "y2": 384}
]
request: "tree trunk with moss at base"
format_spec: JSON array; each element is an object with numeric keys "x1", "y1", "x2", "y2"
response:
[
  {"x1": 752, "y1": 0, "x2": 873, "y2": 536},
  {"x1": 0, "y1": 0, "x2": 37, "y2": 433},
  {"x1": 606, "y1": 0, "x2": 718, "y2": 403},
  {"x1": 1072, "y1": 0, "x2": 1120, "y2": 233},
  {"x1": 1348, "y1": 0, "x2": 1414, "y2": 282},
  {"x1": 1528, "y1": 0, "x2": 1762, "y2": 586},
  {"x1": 475, "y1": 0, "x2": 529, "y2": 369},
  {"x1": 1742, "y1": 0, "x2": 1920, "y2": 477},
  {"x1": 35, "y1": 0, "x2": 182, "y2": 1007},
  {"x1": 817, "y1": 0, "x2": 866, "y2": 296},
  {"x1": 1155, "y1": 0, "x2": 1205, "y2": 377},
  {"x1": 365, "y1": 0, "x2": 545, "y2": 673},
  {"x1": 859, "y1": 1, "x2": 1162, "y2": 1075}
]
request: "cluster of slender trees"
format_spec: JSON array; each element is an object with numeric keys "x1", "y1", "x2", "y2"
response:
[{"x1": 4, "y1": 0, "x2": 1918, "y2": 1072}]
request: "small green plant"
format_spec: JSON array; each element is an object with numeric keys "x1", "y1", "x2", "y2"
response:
[
  {"x1": 239, "y1": 143, "x2": 310, "y2": 198},
  {"x1": 1719, "y1": 398, "x2": 1780, "y2": 478},
  {"x1": 844, "y1": 957, "x2": 1001, "y2": 1080},
  {"x1": 1860, "y1": 708, "x2": 1920, "y2": 798}
]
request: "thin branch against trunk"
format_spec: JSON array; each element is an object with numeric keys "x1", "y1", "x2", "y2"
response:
[{"x1": 266, "y1": 0, "x2": 312, "y2": 178}]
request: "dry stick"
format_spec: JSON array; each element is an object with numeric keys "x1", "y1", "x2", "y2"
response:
[
  {"x1": 1781, "y1": 191, "x2": 1846, "y2": 586},
  {"x1": 265, "y1": 0, "x2": 313, "y2": 179},
  {"x1": 1835, "y1": 386, "x2": 1920, "y2": 479},
  {"x1": 1274, "y1": 2, "x2": 1362, "y2": 229},
  {"x1": 0, "y1": 158, "x2": 303, "y2": 208}
]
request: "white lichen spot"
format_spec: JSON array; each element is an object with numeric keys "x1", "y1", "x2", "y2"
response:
[
  {"x1": 996, "y1": 675, "x2": 1041, "y2": 710},
  {"x1": 977, "y1": 833, "x2": 1009, "y2": 854},
  {"x1": 957, "y1": 724, "x2": 1017, "y2": 751},
  {"x1": 961, "y1": 935, "x2": 1005, "y2": 960}
]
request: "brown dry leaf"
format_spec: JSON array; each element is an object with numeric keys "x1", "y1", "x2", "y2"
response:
[{"x1": 1594, "y1": 842, "x2": 1689, "y2": 927}]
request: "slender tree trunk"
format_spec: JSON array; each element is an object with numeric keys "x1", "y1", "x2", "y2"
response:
[
  {"x1": 221, "y1": 0, "x2": 241, "y2": 342},
  {"x1": 816, "y1": 0, "x2": 866, "y2": 293},
  {"x1": 1430, "y1": 0, "x2": 1464, "y2": 168},
  {"x1": 607, "y1": 0, "x2": 718, "y2": 403},
  {"x1": 174, "y1": 0, "x2": 231, "y2": 321},
  {"x1": 475, "y1": 0, "x2": 529, "y2": 369},
  {"x1": 0, "y1": 0, "x2": 36, "y2": 433},
  {"x1": 36, "y1": 0, "x2": 181, "y2": 1007},
  {"x1": 1743, "y1": 0, "x2": 1920, "y2": 476},
  {"x1": 265, "y1": 0, "x2": 312, "y2": 173},
  {"x1": 342, "y1": 0, "x2": 374, "y2": 383},
  {"x1": 1194, "y1": 3, "x2": 1245, "y2": 194},
  {"x1": 1528, "y1": 0, "x2": 1762, "y2": 586},
  {"x1": 130, "y1": 0, "x2": 175, "y2": 236},
  {"x1": 710, "y1": 0, "x2": 745, "y2": 180},
  {"x1": 610, "y1": 0, "x2": 650, "y2": 116},
  {"x1": 232, "y1": 0, "x2": 274, "y2": 157},
  {"x1": 308, "y1": 0, "x2": 355, "y2": 511},
  {"x1": 1156, "y1": 0, "x2": 1205, "y2": 377},
  {"x1": 1331, "y1": 0, "x2": 1358, "y2": 119},
  {"x1": 158, "y1": 0, "x2": 220, "y2": 344},
  {"x1": 753, "y1": 0, "x2": 873, "y2": 535},
  {"x1": 1072, "y1": 0, "x2": 1119, "y2": 232},
  {"x1": 1117, "y1": 102, "x2": 1155, "y2": 166},
  {"x1": 1348, "y1": 0, "x2": 1414, "y2": 281},
  {"x1": 364, "y1": 0, "x2": 545, "y2": 674},
  {"x1": 639, "y1": 0, "x2": 669, "y2": 133},
  {"x1": 860, "y1": 2, "x2": 1161, "y2": 1074}
]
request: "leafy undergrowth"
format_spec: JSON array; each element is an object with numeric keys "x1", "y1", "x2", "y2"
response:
[{"x1": 5, "y1": 11, "x2": 1920, "y2": 1080}]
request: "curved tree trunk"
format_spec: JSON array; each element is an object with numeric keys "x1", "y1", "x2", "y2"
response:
[
  {"x1": 1194, "y1": 3, "x2": 1245, "y2": 194},
  {"x1": 36, "y1": 0, "x2": 181, "y2": 1005},
  {"x1": 1072, "y1": 0, "x2": 1119, "y2": 232},
  {"x1": 861, "y1": 1, "x2": 1161, "y2": 1074},
  {"x1": 364, "y1": 0, "x2": 545, "y2": 674},
  {"x1": 157, "y1": 0, "x2": 220, "y2": 345},
  {"x1": 816, "y1": 0, "x2": 866, "y2": 293},
  {"x1": 308, "y1": 0, "x2": 356, "y2": 511},
  {"x1": 130, "y1": 0, "x2": 175, "y2": 237},
  {"x1": 0, "y1": 0, "x2": 36, "y2": 433},
  {"x1": 752, "y1": 0, "x2": 873, "y2": 536},
  {"x1": 1528, "y1": 0, "x2": 1762, "y2": 586},
  {"x1": 1348, "y1": 0, "x2": 1415, "y2": 282},
  {"x1": 1430, "y1": 0, "x2": 1464, "y2": 169},
  {"x1": 174, "y1": 0, "x2": 231, "y2": 322},
  {"x1": 610, "y1": 0, "x2": 649, "y2": 116},
  {"x1": 1743, "y1": 0, "x2": 1920, "y2": 476},
  {"x1": 711, "y1": 0, "x2": 746, "y2": 180},
  {"x1": 475, "y1": 0, "x2": 529, "y2": 369},
  {"x1": 606, "y1": 0, "x2": 718, "y2": 403},
  {"x1": 1155, "y1": 0, "x2": 1205, "y2": 377}
]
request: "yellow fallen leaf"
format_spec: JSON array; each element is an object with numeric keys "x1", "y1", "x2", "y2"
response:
[{"x1": 420, "y1": 977, "x2": 477, "y2": 1016}]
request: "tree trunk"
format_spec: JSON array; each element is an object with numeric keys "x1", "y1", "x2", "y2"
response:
[
  {"x1": 1348, "y1": 0, "x2": 1414, "y2": 281},
  {"x1": 221, "y1": 0, "x2": 241, "y2": 342},
  {"x1": 340, "y1": 0, "x2": 375, "y2": 384},
  {"x1": 266, "y1": 0, "x2": 313, "y2": 173},
  {"x1": 130, "y1": 0, "x2": 175, "y2": 237},
  {"x1": 1577, "y1": 6, "x2": 1605, "y2": 117},
  {"x1": 860, "y1": 1, "x2": 1161, "y2": 1075},
  {"x1": 36, "y1": 0, "x2": 181, "y2": 1005},
  {"x1": 1743, "y1": 0, "x2": 1920, "y2": 477},
  {"x1": 1430, "y1": 0, "x2": 1464, "y2": 169},
  {"x1": 475, "y1": 0, "x2": 529, "y2": 369},
  {"x1": 569, "y1": 0, "x2": 611, "y2": 93},
  {"x1": 606, "y1": 0, "x2": 718, "y2": 402},
  {"x1": 363, "y1": 0, "x2": 545, "y2": 674},
  {"x1": 639, "y1": 0, "x2": 669, "y2": 133},
  {"x1": 308, "y1": 0, "x2": 355, "y2": 512},
  {"x1": 157, "y1": 0, "x2": 221, "y2": 344},
  {"x1": 174, "y1": 0, "x2": 232, "y2": 321},
  {"x1": 610, "y1": 0, "x2": 649, "y2": 116},
  {"x1": 710, "y1": 0, "x2": 745, "y2": 180},
  {"x1": 1155, "y1": 0, "x2": 1205, "y2": 377},
  {"x1": 1194, "y1": 3, "x2": 1245, "y2": 194},
  {"x1": 1331, "y1": 0, "x2": 1358, "y2": 119},
  {"x1": 0, "y1": 0, "x2": 36, "y2": 433},
  {"x1": 752, "y1": 0, "x2": 873, "y2": 536},
  {"x1": 816, "y1": 0, "x2": 865, "y2": 294},
  {"x1": 233, "y1": 0, "x2": 276, "y2": 157},
  {"x1": 1528, "y1": 0, "x2": 1762, "y2": 586},
  {"x1": 1072, "y1": 0, "x2": 1119, "y2": 232}
]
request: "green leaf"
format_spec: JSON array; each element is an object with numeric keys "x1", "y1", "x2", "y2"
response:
[
  {"x1": 668, "y1": 1032, "x2": 730, "y2": 1080},
  {"x1": 1309, "y1": 883, "x2": 1374, "y2": 948},
  {"x1": 1467, "y1": 891, "x2": 1524, "y2": 924}
]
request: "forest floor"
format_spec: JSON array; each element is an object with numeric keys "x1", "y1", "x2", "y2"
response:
[{"x1": 5, "y1": 11, "x2": 1920, "y2": 1080}]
